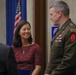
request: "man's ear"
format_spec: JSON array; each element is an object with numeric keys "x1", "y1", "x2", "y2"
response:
[{"x1": 57, "y1": 10, "x2": 62, "y2": 17}]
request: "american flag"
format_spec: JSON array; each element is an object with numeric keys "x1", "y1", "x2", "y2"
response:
[{"x1": 14, "y1": 0, "x2": 22, "y2": 33}]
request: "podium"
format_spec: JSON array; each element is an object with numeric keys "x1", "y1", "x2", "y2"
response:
[{"x1": 18, "y1": 70, "x2": 31, "y2": 75}]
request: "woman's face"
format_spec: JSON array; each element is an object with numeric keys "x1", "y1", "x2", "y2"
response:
[{"x1": 19, "y1": 24, "x2": 31, "y2": 40}]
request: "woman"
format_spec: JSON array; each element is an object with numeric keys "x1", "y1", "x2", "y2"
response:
[{"x1": 12, "y1": 21, "x2": 42, "y2": 75}]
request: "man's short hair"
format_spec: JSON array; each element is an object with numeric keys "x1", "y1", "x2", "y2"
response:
[{"x1": 50, "y1": 1, "x2": 70, "y2": 16}]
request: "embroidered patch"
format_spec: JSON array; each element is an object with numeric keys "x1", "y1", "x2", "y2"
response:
[
  {"x1": 70, "y1": 33, "x2": 76, "y2": 42},
  {"x1": 70, "y1": 28, "x2": 76, "y2": 42},
  {"x1": 70, "y1": 28, "x2": 76, "y2": 33}
]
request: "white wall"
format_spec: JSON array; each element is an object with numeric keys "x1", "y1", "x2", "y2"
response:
[
  {"x1": 0, "y1": 0, "x2": 6, "y2": 44},
  {"x1": 46, "y1": 0, "x2": 76, "y2": 64}
]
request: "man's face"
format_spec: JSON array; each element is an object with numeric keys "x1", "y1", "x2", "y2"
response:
[{"x1": 50, "y1": 7, "x2": 61, "y2": 25}]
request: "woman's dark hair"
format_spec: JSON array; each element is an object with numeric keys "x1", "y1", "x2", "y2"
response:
[{"x1": 13, "y1": 20, "x2": 33, "y2": 47}]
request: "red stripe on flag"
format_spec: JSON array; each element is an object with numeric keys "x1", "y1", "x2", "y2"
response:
[{"x1": 14, "y1": 0, "x2": 22, "y2": 34}]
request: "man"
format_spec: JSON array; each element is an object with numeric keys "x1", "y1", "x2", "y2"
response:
[
  {"x1": 0, "y1": 43, "x2": 18, "y2": 75},
  {"x1": 44, "y1": 1, "x2": 76, "y2": 75}
]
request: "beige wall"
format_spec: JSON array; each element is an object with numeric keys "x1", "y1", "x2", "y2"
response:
[
  {"x1": 46, "y1": 0, "x2": 76, "y2": 64},
  {"x1": 0, "y1": 0, "x2": 6, "y2": 44},
  {"x1": 27, "y1": 0, "x2": 35, "y2": 42}
]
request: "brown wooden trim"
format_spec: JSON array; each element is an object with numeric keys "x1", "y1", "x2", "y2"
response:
[{"x1": 35, "y1": 0, "x2": 46, "y2": 74}]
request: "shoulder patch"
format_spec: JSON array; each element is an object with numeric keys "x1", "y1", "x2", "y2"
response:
[
  {"x1": 70, "y1": 33, "x2": 76, "y2": 42},
  {"x1": 70, "y1": 28, "x2": 76, "y2": 33}
]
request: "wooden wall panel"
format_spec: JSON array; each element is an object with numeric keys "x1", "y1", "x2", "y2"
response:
[{"x1": 35, "y1": 0, "x2": 46, "y2": 74}]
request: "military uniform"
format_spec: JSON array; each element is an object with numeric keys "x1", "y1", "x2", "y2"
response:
[{"x1": 45, "y1": 18, "x2": 76, "y2": 75}]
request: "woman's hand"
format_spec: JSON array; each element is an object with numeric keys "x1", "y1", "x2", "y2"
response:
[{"x1": 31, "y1": 65, "x2": 41, "y2": 75}]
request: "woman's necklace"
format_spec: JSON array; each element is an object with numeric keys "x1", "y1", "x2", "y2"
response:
[
  {"x1": 22, "y1": 50, "x2": 25, "y2": 54},
  {"x1": 22, "y1": 43, "x2": 33, "y2": 54},
  {"x1": 22, "y1": 44, "x2": 30, "y2": 54}
]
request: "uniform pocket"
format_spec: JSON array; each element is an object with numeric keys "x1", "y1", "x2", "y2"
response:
[{"x1": 52, "y1": 41, "x2": 64, "y2": 56}]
